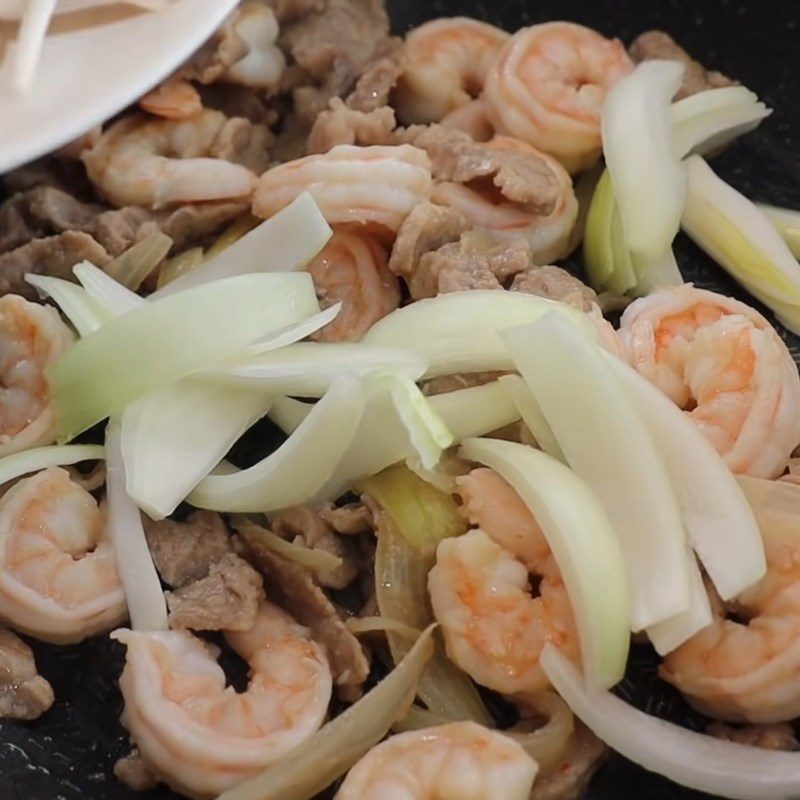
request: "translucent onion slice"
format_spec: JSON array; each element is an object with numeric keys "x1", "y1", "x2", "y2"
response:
[
  {"x1": 121, "y1": 377, "x2": 274, "y2": 519},
  {"x1": 682, "y1": 155, "x2": 800, "y2": 334},
  {"x1": 460, "y1": 437, "x2": 630, "y2": 689},
  {"x1": 503, "y1": 316, "x2": 688, "y2": 631},
  {"x1": 152, "y1": 193, "x2": 331, "y2": 297},
  {"x1": 73, "y1": 260, "x2": 144, "y2": 316},
  {"x1": 371, "y1": 508, "x2": 491, "y2": 725},
  {"x1": 758, "y1": 204, "x2": 800, "y2": 259},
  {"x1": 103, "y1": 232, "x2": 173, "y2": 290},
  {"x1": 601, "y1": 60, "x2": 687, "y2": 264},
  {"x1": 345, "y1": 616, "x2": 421, "y2": 640},
  {"x1": 157, "y1": 246, "x2": 205, "y2": 289},
  {"x1": 498, "y1": 375, "x2": 564, "y2": 461},
  {"x1": 189, "y1": 377, "x2": 364, "y2": 513},
  {"x1": 607, "y1": 355, "x2": 765, "y2": 601},
  {"x1": 213, "y1": 342, "x2": 428, "y2": 397},
  {"x1": 104, "y1": 422, "x2": 167, "y2": 632},
  {"x1": 541, "y1": 644, "x2": 800, "y2": 800},
  {"x1": 425, "y1": 382, "x2": 520, "y2": 442},
  {"x1": 672, "y1": 85, "x2": 771, "y2": 158},
  {"x1": 217, "y1": 626, "x2": 435, "y2": 800},
  {"x1": 25, "y1": 274, "x2": 108, "y2": 335},
  {"x1": 363, "y1": 291, "x2": 592, "y2": 377},
  {"x1": 0, "y1": 444, "x2": 104, "y2": 486},
  {"x1": 49, "y1": 272, "x2": 319, "y2": 440}
]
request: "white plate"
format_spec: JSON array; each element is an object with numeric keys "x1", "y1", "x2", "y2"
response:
[{"x1": 0, "y1": 0, "x2": 240, "y2": 174}]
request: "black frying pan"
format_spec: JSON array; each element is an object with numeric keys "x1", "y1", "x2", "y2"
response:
[{"x1": 0, "y1": 1, "x2": 797, "y2": 797}]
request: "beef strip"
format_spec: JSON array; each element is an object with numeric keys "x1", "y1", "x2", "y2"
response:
[
  {"x1": 346, "y1": 37, "x2": 404, "y2": 113},
  {"x1": 271, "y1": 506, "x2": 360, "y2": 589},
  {"x1": 629, "y1": 30, "x2": 736, "y2": 100},
  {"x1": 0, "y1": 627, "x2": 54, "y2": 720},
  {"x1": 143, "y1": 511, "x2": 232, "y2": 588},
  {"x1": 307, "y1": 99, "x2": 396, "y2": 153},
  {"x1": 396, "y1": 124, "x2": 560, "y2": 214},
  {"x1": 241, "y1": 529, "x2": 371, "y2": 700},
  {"x1": 318, "y1": 500, "x2": 375, "y2": 535},
  {"x1": 166, "y1": 553, "x2": 264, "y2": 632},
  {"x1": 268, "y1": 0, "x2": 326, "y2": 21},
  {"x1": 510, "y1": 265, "x2": 600, "y2": 312},
  {"x1": 209, "y1": 117, "x2": 275, "y2": 175},
  {"x1": 0, "y1": 231, "x2": 111, "y2": 298},
  {"x1": 707, "y1": 722, "x2": 799, "y2": 751},
  {"x1": 114, "y1": 750, "x2": 157, "y2": 792}
]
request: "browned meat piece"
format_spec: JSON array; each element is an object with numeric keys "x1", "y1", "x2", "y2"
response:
[
  {"x1": 3, "y1": 157, "x2": 93, "y2": 197},
  {"x1": 0, "y1": 231, "x2": 110, "y2": 298},
  {"x1": 397, "y1": 125, "x2": 560, "y2": 215},
  {"x1": 423, "y1": 371, "x2": 508, "y2": 396},
  {"x1": 114, "y1": 750, "x2": 157, "y2": 792},
  {"x1": 143, "y1": 511, "x2": 232, "y2": 588},
  {"x1": 241, "y1": 531, "x2": 371, "y2": 700},
  {"x1": 707, "y1": 722, "x2": 799, "y2": 751},
  {"x1": 318, "y1": 500, "x2": 375, "y2": 535},
  {"x1": 531, "y1": 724, "x2": 608, "y2": 800},
  {"x1": 268, "y1": 0, "x2": 326, "y2": 22},
  {"x1": 166, "y1": 553, "x2": 263, "y2": 632},
  {"x1": 307, "y1": 99, "x2": 396, "y2": 153},
  {"x1": 199, "y1": 84, "x2": 279, "y2": 126},
  {"x1": 0, "y1": 627, "x2": 54, "y2": 720},
  {"x1": 209, "y1": 117, "x2": 275, "y2": 175},
  {"x1": 346, "y1": 36, "x2": 404, "y2": 113},
  {"x1": 629, "y1": 31, "x2": 736, "y2": 100},
  {"x1": 388, "y1": 202, "x2": 469, "y2": 283},
  {"x1": 156, "y1": 202, "x2": 249, "y2": 252},
  {"x1": 272, "y1": 506, "x2": 360, "y2": 589},
  {"x1": 411, "y1": 231, "x2": 531, "y2": 299},
  {"x1": 510, "y1": 265, "x2": 599, "y2": 312}
]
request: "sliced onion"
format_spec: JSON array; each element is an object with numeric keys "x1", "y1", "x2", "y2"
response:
[
  {"x1": 607, "y1": 354, "x2": 765, "y2": 601},
  {"x1": 362, "y1": 291, "x2": 592, "y2": 378},
  {"x1": 49, "y1": 272, "x2": 319, "y2": 440},
  {"x1": 0, "y1": 444, "x2": 104, "y2": 487},
  {"x1": 507, "y1": 691, "x2": 576, "y2": 774},
  {"x1": 189, "y1": 377, "x2": 364, "y2": 513},
  {"x1": 459, "y1": 437, "x2": 630, "y2": 689},
  {"x1": 104, "y1": 422, "x2": 167, "y2": 632},
  {"x1": 682, "y1": 155, "x2": 800, "y2": 334},
  {"x1": 73, "y1": 260, "x2": 145, "y2": 316},
  {"x1": 672, "y1": 85, "x2": 771, "y2": 158},
  {"x1": 25, "y1": 274, "x2": 108, "y2": 335},
  {"x1": 268, "y1": 396, "x2": 312, "y2": 434},
  {"x1": 503, "y1": 316, "x2": 688, "y2": 632},
  {"x1": 345, "y1": 616, "x2": 421, "y2": 640},
  {"x1": 103, "y1": 232, "x2": 173, "y2": 291},
  {"x1": 541, "y1": 644, "x2": 800, "y2": 800},
  {"x1": 204, "y1": 215, "x2": 259, "y2": 260},
  {"x1": 758, "y1": 204, "x2": 800, "y2": 258},
  {"x1": 498, "y1": 375, "x2": 564, "y2": 461},
  {"x1": 157, "y1": 247, "x2": 205, "y2": 289},
  {"x1": 602, "y1": 60, "x2": 687, "y2": 264},
  {"x1": 121, "y1": 377, "x2": 274, "y2": 519},
  {"x1": 372, "y1": 508, "x2": 491, "y2": 724},
  {"x1": 217, "y1": 626, "x2": 435, "y2": 800},
  {"x1": 152, "y1": 193, "x2": 331, "y2": 297}
]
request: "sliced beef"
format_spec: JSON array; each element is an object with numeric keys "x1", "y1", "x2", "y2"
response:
[
  {"x1": 629, "y1": 30, "x2": 736, "y2": 100},
  {"x1": 268, "y1": 0, "x2": 326, "y2": 21},
  {"x1": 166, "y1": 553, "x2": 264, "y2": 632},
  {"x1": 0, "y1": 231, "x2": 110, "y2": 298},
  {"x1": 346, "y1": 37, "x2": 404, "y2": 113},
  {"x1": 510, "y1": 265, "x2": 599, "y2": 312},
  {"x1": 307, "y1": 99, "x2": 396, "y2": 153},
  {"x1": 707, "y1": 722, "x2": 799, "y2": 751},
  {"x1": 271, "y1": 506, "x2": 360, "y2": 589},
  {"x1": 396, "y1": 125, "x2": 560, "y2": 214},
  {"x1": 318, "y1": 500, "x2": 375, "y2": 535},
  {"x1": 241, "y1": 527, "x2": 371, "y2": 700},
  {"x1": 114, "y1": 750, "x2": 158, "y2": 792},
  {"x1": 209, "y1": 117, "x2": 274, "y2": 175},
  {"x1": 143, "y1": 511, "x2": 232, "y2": 589},
  {"x1": 0, "y1": 627, "x2": 54, "y2": 720}
]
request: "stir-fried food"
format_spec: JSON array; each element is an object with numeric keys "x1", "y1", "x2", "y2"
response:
[{"x1": 0, "y1": 2, "x2": 798, "y2": 800}]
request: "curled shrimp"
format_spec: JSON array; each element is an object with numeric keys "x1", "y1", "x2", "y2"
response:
[
  {"x1": 252, "y1": 144, "x2": 433, "y2": 236},
  {"x1": 335, "y1": 721, "x2": 538, "y2": 799},
  {"x1": 661, "y1": 488, "x2": 800, "y2": 723},
  {"x1": 0, "y1": 468, "x2": 126, "y2": 644},
  {"x1": 0, "y1": 295, "x2": 73, "y2": 458},
  {"x1": 428, "y1": 468, "x2": 579, "y2": 697},
  {"x1": 113, "y1": 600, "x2": 332, "y2": 798},
  {"x1": 482, "y1": 22, "x2": 633, "y2": 173},
  {"x1": 140, "y1": 79, "x2": 203, "y2": 121},
  {"x1": 306, "y1": 226, "x2": 400, "y2": 342},
  {"x1": 394, "y1": 18, "x2": 509, "y2": 124},
  {"x1": 431, "y1": 136, "x2": 579, "y2": 264},
  {"x1": 82, "y1": 110, "x2": 260, "y2": 208},
  {"x1": 619, "y1": 285, "x2": 800, "y2": 478}
]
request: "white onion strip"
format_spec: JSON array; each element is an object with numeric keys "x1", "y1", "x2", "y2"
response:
[{"x1": 0, "y1": 444, "x2": 104, "y2": 486}]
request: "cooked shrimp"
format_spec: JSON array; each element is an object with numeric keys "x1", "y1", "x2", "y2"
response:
[
  {"x1": 220, "y1": 2, "x2": 286, "y2": 91},
  {"x1": 81, "y1": 110, "x2": 259, "y2": 208},
  {"x1": 619, "y1": 285, "x2": 800, "y2": 478},
  {"x1": 394, "y1": 18, "x2": 509, "y2": 124},
  {"x1": 113, "y1": 600, "x2": 332, "y2": 798},
  {"x1": 0, "y1": 295, "x2": 73, "y2": 458},
  {"x1": 0, "y1": 468, "x2": 126, "y2": 644},
  {"x1": 482, "y1": 22, "x2": 633, "y2": 173},
  {"x1": 140, "y1": 79, "x2": 203, "y2": 121},
  {"x1": 431, "y1": 136, "x2": 579, "y2": 264},
  {"x1": 428, "y1": 469, "x2": 579, "y2": 697},
  {"x1": 335, "y1": 722, "x2": 538, "y2": 799},
  {"x1": 252, "y1": 144, "x2": 433, "y2": 236},
  {"x1": 661, "y1": 501, "x2": 800, "y2": 723},
  {"x1": 306, "y1": 226, "x2": 400, "y2": 342},
  {"x1": 441, "y1": 99, "x2": 495, "y2": 142}
]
